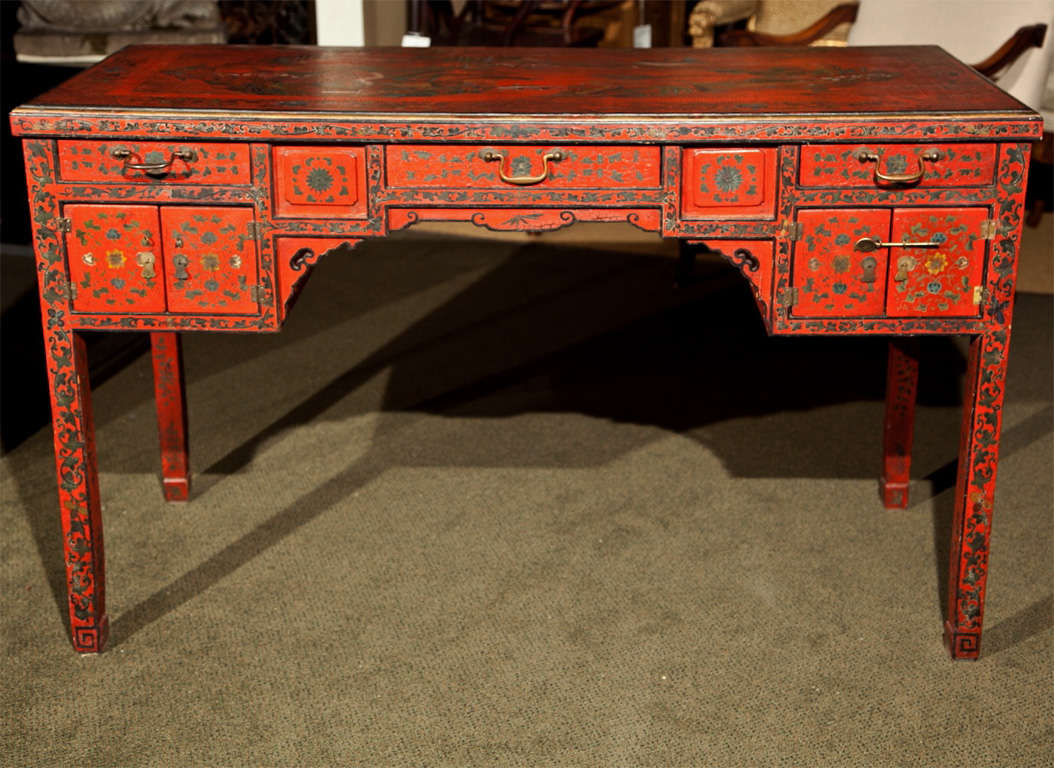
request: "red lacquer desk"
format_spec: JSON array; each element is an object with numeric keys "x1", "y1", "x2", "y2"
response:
[{"x1": 11, "y1": 45, "x2": 1041, "y2": 658}]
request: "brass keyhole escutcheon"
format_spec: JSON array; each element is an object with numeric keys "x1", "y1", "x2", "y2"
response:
[
  {"x1": 136, "y1": 251, "x2": 156, "y2": 279},
  {"x1": 173, "y1": 253, "x2": 190, "y2": 280},
  {"x1": 860, "y1": 256, "x2": 878, "y2": 283},
  {"x1": 894, "y1": 255, "x2": 917, "y2": 282}
]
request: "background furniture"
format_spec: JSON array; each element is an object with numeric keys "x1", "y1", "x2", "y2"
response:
[{"x1": 688, "y1": 0, "x2": 857, "y2": 47}]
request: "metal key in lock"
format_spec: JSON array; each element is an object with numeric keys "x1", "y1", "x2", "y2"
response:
[
  {"x1": 893, "y1": 255, "x2": 917, "y2": 283},
  {"x1": 136, "y1": 251, "x2": 156, "y2": 279},
  {"x1": 173, "y1": 253, "x2": 190, "y2": 281}
]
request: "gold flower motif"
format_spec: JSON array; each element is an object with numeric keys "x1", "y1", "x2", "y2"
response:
[
  {"x1": 201, "y1": 253, "x2": 220, "y2": 271},
  {"x1": 924, "y1": 252, "x2": 947, "y2": 276},
  {"x1": 105, "y1": 249, "x2": 126, "y2": 269}
]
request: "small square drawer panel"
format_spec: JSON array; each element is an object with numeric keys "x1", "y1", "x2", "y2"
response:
[
  {"x1": 64, "y1": 204, "x2": 166, "y2": 313},
  {"x1": 160, "y1": 207, "x2": 259, "y2": 314},
  {"x1": 58, "y1": 140, "x2": 249, "y2": 184},
  {"x1": 681, "y1": 148, "x2": 778, "y2": 219},
  {"x1": 799, "y1": 144, "x2": 996, "y2": 188},
  {"x1": 273, "y1": 147, "x2": 368, "y2": 218},
  {"x1": 385, "y1": 145, "x2": 661, "y2": 190}
]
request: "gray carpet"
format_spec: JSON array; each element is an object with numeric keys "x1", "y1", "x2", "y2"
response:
[{"x1": 3, "y1": 235, "x2": 1052, "y2": 767}]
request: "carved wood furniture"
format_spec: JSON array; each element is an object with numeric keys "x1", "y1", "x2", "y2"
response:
[{"x1": 10, "y1": 44, "x2": 1041, "y2": 658}]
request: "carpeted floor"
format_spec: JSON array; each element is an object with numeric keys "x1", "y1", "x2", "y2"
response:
[{"x1": 3, "y1": 234, "x2": 1051, "y2": 767}]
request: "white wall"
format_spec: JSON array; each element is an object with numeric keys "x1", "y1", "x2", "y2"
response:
[{"x1": 849, "y1": 0, "x2": 1054, "y2": 110}]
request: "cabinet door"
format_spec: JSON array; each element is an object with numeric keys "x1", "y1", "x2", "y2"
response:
[
  {"x1": 64, "y1": 204, "x2": 165, "y2": 313},
  {"x1": 160, "y1": 207, "x2": 258, "y2": 314},
  {"x1": 885, "y1": 208, "x2": 987, "y2": 317},
  {"x1": 792, "y1": 209, "x2": 890, "y2": 317}
]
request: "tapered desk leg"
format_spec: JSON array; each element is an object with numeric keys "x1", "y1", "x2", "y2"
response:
[
  {"x1": 881, "y1": 339, "x2": 919, "y2": 508},
  {"x1": 944, "y1": 332, "x2": 1011, "y2": 660},
  {"x1": 44, "y1": 329, "x2": 109, "y2": 653},
  {"x1": 150, "y1": 332, "x2": 190, "y2": 501}
]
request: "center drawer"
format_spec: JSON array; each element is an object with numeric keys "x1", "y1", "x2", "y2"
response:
[{"x1": 385, "y1": 145, "x2": 662, "y2": 190}]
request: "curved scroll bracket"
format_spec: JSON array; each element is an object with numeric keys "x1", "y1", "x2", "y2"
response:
[
  {"x1": 275, "y1": 237, "x2": 362, "y2": 318},
  {"x1": 685, "y1": 238, "x2": 774, "y2": 331}
]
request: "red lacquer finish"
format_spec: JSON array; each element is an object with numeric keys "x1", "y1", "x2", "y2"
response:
[
  {"x1": 150, "y1": 332, "x2": 190, "y2": 501},
  {"x1": 15, "y1": 45, "x2": 1033, "y2": 119},
  {"x1": 12, "y1": 46, "x2": 1040, "y2": 658},
  {"x1": 882, "y1": 339, "x2": 919, "y2": 508}
]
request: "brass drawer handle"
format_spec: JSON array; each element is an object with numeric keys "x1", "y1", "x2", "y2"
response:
[
  {"x1": 482, "y1": 149, "x2": 563, "y2": 186},
  {"x1": 854, "y1": 237, "x2": 940, "y2": 253},
  {"x1": 111, "y1": 148, "x2": 197, "y2": 175},
  {"x1": 855, "y1": 149, "x2": 940, "y2": 185}
]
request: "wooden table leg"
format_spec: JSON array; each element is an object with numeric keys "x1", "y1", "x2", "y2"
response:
[
  {"x1": 43, "y1": 328, "x2": 109, "y2": 653},
  {"x1": 944, "y1": 331, "x2": 1011, "y2": 659},
  {"x1": 150, "y1": 332, "x2": 190, "y2": 501},
  {"x1": 881, "y1": 338, "x2": 919, "y2": 508}
]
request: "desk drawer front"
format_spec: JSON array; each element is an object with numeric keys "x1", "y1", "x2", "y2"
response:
[
  {"x1": 385, "y1": 145, "x2": 661, "y2": 190},
  {"x1": 681, "y1": 148, "x2": 778, "y2": 219},
  {"x1": 58, "y1": 140, "x2": 250, "y2": 184},
  {"x1": 273, "y1": 146, "x2": 368, "y2": 218},
  {"x1": 799, "y1": 144, "x2": 996, "y2": 188}
]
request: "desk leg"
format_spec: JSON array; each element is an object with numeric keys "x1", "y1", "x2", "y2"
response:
[
  {"x1": 881, "y1": 339, "x2": 919, "y2": 508},
  {"x1": 44, "y1": 329, "x2": 109, "y2": 653},
  {"x1": 150, "y1": 332, "x2": 190, "y2": 501},
  {"x1": 945, "y1": 331, "x2": 1010, "y2": 660}
]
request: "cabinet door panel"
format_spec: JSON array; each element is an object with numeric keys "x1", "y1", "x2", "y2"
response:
[
  {"x1": 64, "y1": 204, "x2": 165, "y2": 313},
  {"x1": 792, "y1": 209, "x2": 890, "y2": 317},
  {"x1": 886, "y1": 208, "x2": 987, "y2": 317},
  {"x1": 160, "y1": 207, "x2": 259, "y2": 314}
]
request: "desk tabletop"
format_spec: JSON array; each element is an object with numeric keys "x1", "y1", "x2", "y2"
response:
[{"x1": 16, "y1": 44, "x2": 1034, "y2": 119}]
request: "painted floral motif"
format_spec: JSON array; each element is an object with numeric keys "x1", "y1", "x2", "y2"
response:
[
  {"x1": 64, "y1": 204, "x2": 165, "y2": 313},
  {"x1": 714, "y1": 165, "x2": 743, "y2": 194},
  {"x1": 792, "y1": 208, "x2": 889, "y2": 317},
  {"x1": 307, "y1": 166, "x2": 334, "y2": 193},
  {"x1": 886, "y1": 208, "x2": 985, "y2": 317},
  {"x1": 161, "y1": 207, "x2": 258, "y2": 314}
]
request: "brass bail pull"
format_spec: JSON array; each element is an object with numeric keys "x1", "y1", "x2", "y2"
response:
[
  {"x1": 112, "y1": 148, "x2": 197, "y2": 176},
  {"x1": 482, "y1": 149, "x2": 563, "y2": 185},
  {"x1": 855, "y1": 149, "x2": 940, "y2": 185}
]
